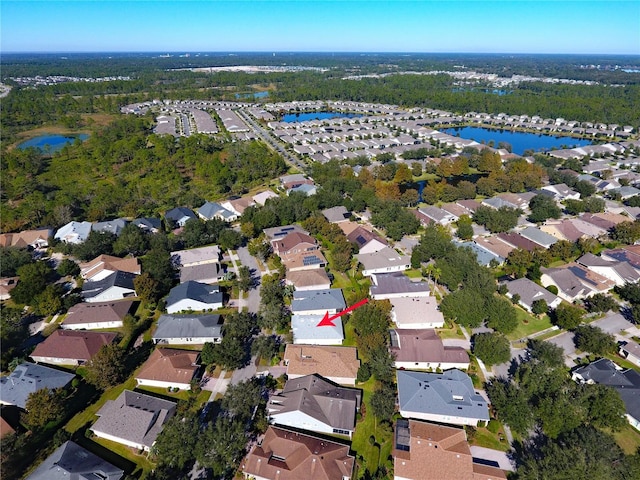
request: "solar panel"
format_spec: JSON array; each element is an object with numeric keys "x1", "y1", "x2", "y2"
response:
[{"x1": 302, "y1": 255, "x2": 322, "y2": 266}]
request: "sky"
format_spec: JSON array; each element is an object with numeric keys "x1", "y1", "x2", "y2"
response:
[{"x1": 1, "y1": 1, "x2": 639, "y2": 55}]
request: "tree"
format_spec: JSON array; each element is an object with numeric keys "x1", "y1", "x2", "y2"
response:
[
  {"x1": 531, "y1": 299, "x2": 549, "y2": 316},
  {"x1": 196, "y1": 418, "x2": 247, "y2": 478},
  {"x1": 584, "y1": 293, "x2": 618, "y2": 313},
  {"x1": 56, "y1": 258, "x2": 80, "y2": 277},
  {"x1": 486, "y1": 379, "x2": 534, "y2": 435},
  {"x1": 456, "y1": 215, "x2": 474, "y2": 241},
  {"x1": 237, "y1": 265, "x2": 253, "y2": 292},
  {"x1": 472, "y1": 332, "x2": 510, "y2": 366},
  {"x1": 22, "y1": 387, "x2": 66, "y2": 428},
  {"x1": 573, "y1": 325, "x2": 617, "y2": 355},
  {"x1": 10, "y1": 261, "x2": 54, "y2": 305},
  {"x1": 611, "y1": 220, "x2": 640, "y2": 244},
  {"x1": 85, "y1": 343, "x2": 126, "y2": 390},
  {"x1": 251, "y1": 335, "x2": 280, "y2": 362},
  {"x1": 574, "y1": 180, "x2": 597, "y2": 198},
  {"x1": 113, "y1": 223, "x2": 149, "y2": 256},
  {"x1": 552, "y1": 302, "x2": 584, "y2": 330},
  {"x1": 133, "y1": 272, "x2": 161, "y2": 303},
  {"x1": 221, "y1": 378, "x2": 266, "y2": 423},
  {"x1": 142, "y1": 248, "x2": 176, "y2": 296},
  {"x1": 527, "y1": 338, "x2": 564, "y2": 367},
  {"x1": 34, "y1": 283, "x2": 64, "y2": 316},
  {"x1": 152, "y1": 412, "x2": 199, "y2": 469},
  {"x1": 505, "y1": 248, "x2": 533, "y2": 278},
  {"x1": 0, "y1": 247, "x2": 33, "y2": 277},
  {"x1": 370, "y1": 382, "x2": 396, "y2": 423},
  {"x1": 581, "y1": 384, "x2": 626, "y2": 431},
  {"x1": 440, "y1": 288, "x2": 486, "y2": 328},
  {"x1": 200, "y1": 342, "x2": 216, "y2": 366},
  {"x1": 73, "y1": 231, "x2": 116, "y2": 261},
  {"x1": 486, "y1": 296, "x2": 518, "y2": 334},
  {"x1": 478, "y1": 149, "x2": 502, "y2": 173},
  {"x1": 549, "y1": 240, "x2": 577, "y2": 262},
  {"x1": 528, "y1": 194, "x2": 562, "y2": 223}
]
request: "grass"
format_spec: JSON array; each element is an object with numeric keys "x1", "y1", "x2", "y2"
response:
[
  {"x1": 604, "y1": 353, "x2": 640, "y2": 372},
  {"x1": 404, "y1": 268, "x2": 424, "y2": 279},
  {"x1": 436, "y1": 323, "x2": 466, "y2": 340},
  {"x1": 136, "y1": 384, "x2": 210, "y2": 405},
  {"x1": 506, "y1": 309, "x2": 554, "y2": 341},
  {"x1": 351, "y1": 378, "x2": 394, "y2": 478},
  {"x1": 611, "y1": 424, "x2": 640, "y2": 454},
  {"x1": 469, "y1": 426, "x2": 510, "y2": 452},
  {"x1": 90, "y1": 436, "x2": 156, "y2": 475}
]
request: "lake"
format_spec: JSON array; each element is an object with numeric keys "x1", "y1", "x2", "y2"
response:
[
  {"x1": 18, "y1": 134, "x2": 89, "y2": 153},
  {"x1": 443, "y1": 126, "x2": 591, "y2": 155},
  {"x1": 282, "y1": 111, "x2": 363, "y2": 123},
  {"x1": 235, "y1": 91, "x2": 270, "y2": 99}
]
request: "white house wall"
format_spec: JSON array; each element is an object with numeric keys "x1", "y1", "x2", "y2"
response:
[
  {"x1": 399, "y1": 410, "x2": 484, "y2": 427},
  {"x1": 269, "y1": 410, "x2": 335, "y2": 436},
  {"x1": 395, "y1": 361, "x2": 470, "y2": 371},
  {"x1": 153, "y1": 336, "x2": 221, "y2": 345},
  {"x1": 167, "y1": 299, "x2": 222, "y2": 314},
  {"x1": 61, "y1": 321, "x2": 123, "y2": 330},
  {"x1": 136, "y1": 378, "x2": 191, "y2": 391},
  {"x1": 86, "y1": 287, "x2": 136, "y2": 303},
  {"x1": 362, "y1": 264, "x2": 410, "y2": 277},
  {"x1": 31, "y1": 356, "x2": 82, "y2": 366},
  {"x1": 91, "y1": 430, "x2": 148, "y2": 452},
  {"x1": 292, "y1": 337, "x2": 343, "y2": 346}
]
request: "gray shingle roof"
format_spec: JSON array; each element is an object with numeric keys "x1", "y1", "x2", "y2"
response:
[
  {"x1": 0, "y1": 362, "x2": 74, "y2": 409},
  {"x1": 26, "y1": 441, "x2": 123, "y2": 480},
  {"x1": 519, "y1": 227, "x2": 558, "y2": 248},
  {"x1": 292, "y1": 314, "x2": 344, "y2": 343},
  {"x1": 165, "y1": 207, "x2": 196, "y2": 223},
  {"x1": 503, "y1": 277, "x2": 559, "y2": 310},
  {"x1": 292, "y1": 289, "x2": 346, "y2": 313},
  {"x1": 153, "y1": 314, "x2": 222, "y2": 341},
  {"x1": 397, "y1": 369, "x2": 489, "y2": 422},
  {"x1": 81, "y1": 271, "x2": 137, "y2": 300},
  {"x1": 369, "y1": 272, "x2": 430, "y2": 297},
  {"x1": 92, "y1": 218, "x2": 128, "y2": 236},
  {"x1": 166, "y1": 281, "x2": 222, "y2": 307}
]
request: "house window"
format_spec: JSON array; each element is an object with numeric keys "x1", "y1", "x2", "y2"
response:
[{"x1": 333, "y1": 428, "x2": 350, "y2": 435}]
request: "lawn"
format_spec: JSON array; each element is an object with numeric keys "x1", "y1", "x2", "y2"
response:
[
  {"x1": 469, "y1": 425, "x2": 510, "y2": 452},
  {"x1": 436, "y1": 322, "x2": 466, "y2": 340},
  {"x1": 136, "y1": 384, "x2": 210, "y2": 406},
  {"x1": 611, "y1": 424, "x2": 640, "y2": 455},
  {"x1": 506, "y1": 309, "x2": 554, "y2": 341},
  {"x1": 351, "y1": 378, "x2": 394, "y2": 478}
]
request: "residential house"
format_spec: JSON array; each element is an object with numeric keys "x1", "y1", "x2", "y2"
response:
[
  {"x1": 456, "y1": 241, "x2": 503, "y2": 267},
  {"x1": 0, "y1": 277, "x2": 18, "y2": 301},
  {"x1": 541, "y1": 219, "x2": 587, "y2": 243},
  {"x1": 370, "y1": 272, "x2": 430, "y2": 300},
  {"x1": 80, "y1": 254, "x2": 141, "y2": 282},
  {"x1": 82, "y1": 271, "x2": 137, "y2": 303},
  {"x1": 91, "y1": 390, "x2": 176, "y2": 451},
  {"x1": 292, "y1": 314, "x2": 344, "y2": 345},
  {"x1": 197, "y1": 201, "x2": 237, "y2": 222},
  {"x1": 602, "y1": 245, "x2": 640, "y2": 270},
  {"x1": 481, "y1": 197, "x2": 518, "y2": 210},
  {"x1": 221, "y1": 196, "x2": 255, "y2": 217},
  {"x1": 346, "y1": 225, "x2": 388, "y2": 253},
  {"x1": 153, "y1": 313, "x2": 222, "y2": 345},
  {"x1": 566, "y1": 217, "x2": 608, "y2": 239},
  {"x1": 610, "y1": 186, "x2": 640, "y2": 200},
  {"x1": 322, "y1": 206, "x2": 350, "y2": 223},
  {"x1": 284, "y1": 345, "x2": 360, "y2": 385},
  {"x1": 240, "y1": 426, "x2": 354, "y2": 480},
  {"x1": 165, "y1": 281, "x2": 223, "y2": 314},
  {"x1": 271, "y1": 231, "x2": 318, "y2": 257},
  {"x1": 541, "y1": 183, "x2": 580, "y2": 201},
  {"x1": 393, "y1": 419, "x2": 506, "y2": 480},
  {"x1": 0, "y1": 417, "x2": 15, "y2": 438},
  {"x1": 165, "y1": 207, "x2": 197, "y2": 228},
  {"x1": 418, "y1": 206, "x2": 457, "y2": 226},
  {"x1": 252, "y1": 190, "x2": 279, "y2": 206},
  {"x1": 61, "y1": 300, "x2": 134, "y2": 330},
  {"x1": 397, "y1": 369, "x2": 489, "y2": 427},
  {"x1": 441, "y1": 203, "x2": 470, "y2": 221},
  {"x1": 136, "y1": 348, "x2": 200, "y2": 390},
  {"x1": 473, "y1": 236, "x2": 514, "y2": 262},
  {"x1": 288, "y1": 183, "x2": 317, "y2": 196},
  {"x1": 577, "y1": 253, "x2": 640, "y2": 286},
  {"x1": 132, "y1": 217, "x2": 162, "y2": 234},
  {"x1": 502, "y1": 277, "x2": 562, "y2": 313},
  {"x1": 280, "y1": 249, "x2": 328, "y2": 272},
  {"x1": 263, "y1": 224, "x2": 308, "y2": 241},
  {"x1": 26, "y1": 441, "x2": 124, "y2": 480},
  {"x1": 0, "y1": 362, "x2": 74, "y2": 409},
  {"x1": 456, "y1": 199, "x2": 481, "y2": 213},
  {"x1": 390, "y1": 330, "x2": 469, "y2": 371},
  {"x1": 0, "y1": 228, "x2": 53, "y2": 250},
  {"x1": 292, "y1": 289, "x2": 346, "y2": 315},
  {"x1": 357, "y1": 246, "x2": 411, "y2": 276},
  {"x1": 619, "y1": 341, "x2": 640, "y2": 367},
  {"x1": 280, "y1": 173, "x2": 313, "y2": 190},
  {"x1": 497, "y1": 233, "x2": 539, "y2": 252},
  {"x1": 285, "y1": 269, "x2": 331, "y2": 291},
  {"x1": 171, "y1": 245, "x2": 222, "y2": 267},
  {"x1": 518, "y1": 227, "x2": 558, "y2": 249},
  {"x1": 92, "y1": 218, "x2": 128, "y2": 236},
  {"x1": 54, "y1": 221, "x2": 92, "y2": 244},
  {"x1": 541, "y1": 263, "x2": 616, "y2": 302},
  {"x1": 30, "y1": 330, "x2": 117, "y2": 366},
  {"x1": 267, "y1": 374, "x2": 361, "y2": 437},
  {"x1": 390, "y1": 296, "x2": 444, "y2": 328},
  {"x1": 572, "y1": 358, "x2": 640, "y2": 430}
]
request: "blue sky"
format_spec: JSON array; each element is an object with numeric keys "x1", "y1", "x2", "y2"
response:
[{"x1": 2, "y1": 1, "x2": 639, "y2": 54}]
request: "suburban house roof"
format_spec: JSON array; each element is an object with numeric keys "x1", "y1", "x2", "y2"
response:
[
  {"x1": 91, "y1": 390, "x2": 176, "y2": 450},
  {"x1": 602, "y1": 247, "x2": 640, "y2": 269},
  {"x1": 171, "y1": 245, "x2": 221, "y2": 266},
  {"x1": 279, "y1": 249, "x2": 328, "y2": 271},
  {"x1": 394, "y1": 419, "x2": 506, "y2": 480},
  {"x1": 280, "y1": 173, "x2": 311, "y2": 186},
  {"x1": 285, "y1": 269, "x2": 331, "y2": 290},
  {"x1": 357, "y1": 246, "x2": 410, "y2": 272},
  {"x1": 253, "y1": 190, "x2": 279, "y2": 206},
  {"x1": 457, "y1": 241, "x2": 502, "y2": 266},
  {"x1": 284, "y1": 345, "x2": 359, "y2": 381},
  {"x1": 390, "y1": 296, "x2": 444, "y2": 327},
  {"x1": 25, "y1": 441, "x2": 124, "y2": 480},
  {"x1": 0, "y1": 228, "x2": 53, "y2": 249},
  {"x1": 292, "y1": 314, "x2": 344, "y2": 344},
  {"x1": 61, "y1": 300, "x2": 134, "y2": 327},
  {"x1": 397, "y1": 369, "x2": 489, "y2": 422},
  {"x1": 620, "y1": 340, "x2": 640, "y2": 360},
  {"x1": 81, "y1": 271, "x2": 137, "y2": 300},
  {"x1": 418, "y1": 206, "x2": 456, "y2": 224},
  {"x1": 572, "y1": 358, "x2": 640, "y2": 424},
  {"x1": 165, "y1": 207, "x2": 196, "y2": 224},
  {"x1": 132, "y1": 217, "x2": 162, "y2": 232},
  {"x1": 54, "y1": 221, "x2": 92, "y2": 243},
  {"x1": 542, "y1": 219, "x2": 586, "y2": 242},
  {"x1": 197, "y1": 201, "x2": 235, "y2": 221},
  {"x1": 441, "y1": 202, "x2": 470, "y2": 219},
  {"x1": 473, "y1": 236, "x2": 514, "y2": 259},
  {"x1": 288, "y1": 183, "x2": 317, "y2": 196},
  {"x1": 502, "y1": 277, "x2": 560, "y2": 310},
  {"x1": 322, "y1": 206, "x2": 350, "y2": 223},
  {"x1": 0, "y1": 362, "x2": 75, "y2": 409},
  {"x1": 166, "y1": 281, "x2": 222, "y2": 308},
  {"x1": 390, "y1": 329, "x2": 469, "y2": 365},
  {"x1": 80, "y1": 254, "x2": 141, "y2": 280},
  {"x1": 456, "y1": 199, "x2": 481, "y2": 212},
  {"x1": 577, "y1": 253, "x2": 640, "y2": 284},
  {"x1": 263, "y1": 225, "x2": 308, "y2": 241},
  {"x1": 271, "y1": 231, "x2": 317, "y2": 254},
  {"x1": 346, "y1": 226, "x2": 388, "y2": 250},
  {"x1": 153, "y1": 314, "x2": 222, "y2": 341},
  {"x1": 497, "y1": 233, "x2": 540, "y2": 252},
  {"x1": 518, "y1": 227, "x2": 558, "y2": 248},
  {"x1": 370, "y1": 272, "x2": 430, "y2": 298},
  {"x1": 580, "y1": 213, "x2": 618, "y2": 231},
  {"x1": 292, "y1": 289, "x2": 346, "y2": 314},
  {"x1": 30, "y1": 330, "x2": 117, "y2": 363},
  {"x1": 179, "y1": 263, "x2": 222, "y2": 283},
  {"x1": 268, "y1": 374, "x2": 361, "y2": 432},
  {"x1": 241, "y1": 426, "x2": 354, "y2": 480},
  {"x1": 136, "y1": 348, "x2": 199, "y2": 385},
  {"x1": 92, "y1": 218, "x2": 128, "y2": 236},
  {"x1": 542, "y1": 263, "x2": 615, "y2": 297}
]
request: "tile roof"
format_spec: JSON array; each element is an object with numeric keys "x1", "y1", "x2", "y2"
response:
[
  {"x1": 390, "y1": 329, "x2": 469, "y2": 365},
  {"x1": 80, "y1": 254, "x2": 141, "y2": 280},
  {"x1": 30, "y1": 330, "x2": 117, "y2": 363},
  {"x1": 0, "y1": 362, "x2": 74, "y2": 408},
  {"x1": 241, "y1": 426, "x2": 354, "y2": 480},
  {"x1": 284, "y1": 345, "x2": 359, "y2": 382},
  {"x1": 136, "y1": 348, "x2": 199, "y2": 385}
]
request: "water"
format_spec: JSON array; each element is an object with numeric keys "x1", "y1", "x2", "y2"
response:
[
  {"x1": 452, "y1": 87, "x2": 511, "y2": 96},
  {"x1": 235, "y1": 91, "x2": 269, "y2": 99},
  {"x1": 443, "y1": 126, "x2": 591, "y2": 155},
  {"x1": 18, "y1": 134, "x2": 89, "y2": 153},
  {"x1": 282, "y1": 111, "x2": 363, "y2": 123}
]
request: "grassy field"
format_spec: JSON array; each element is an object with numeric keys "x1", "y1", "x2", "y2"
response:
[
  {"x1": 437, "y1": 322, "x2": 466, "y2": 340},
  {"x1": 507, "y1": 309, "x2": 554, "y2": 341},
  {"x1": 469, "y1": 425, "x2": 510, "y2": 452},
  {"x1": 351, "y1": 378, "x2": 394, "y2": 478},
  {"x1": 612, "y1": 424, "x2": 640, "y2": 455}
]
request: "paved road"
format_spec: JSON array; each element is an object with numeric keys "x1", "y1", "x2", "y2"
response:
[
  {"x1": 236, "y1": 246, "x2": 262, "y2": 314},
  {"x1": 230, "y1": 355, "x2": 258, "y2": 385},
  {"x1": 202, "y1": 370, "x2": 231, "y2": 401}
]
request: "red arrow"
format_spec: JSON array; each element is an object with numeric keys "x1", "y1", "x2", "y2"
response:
[{"x1": 317, "y1": 298, "x2": 369, "y2": 327}]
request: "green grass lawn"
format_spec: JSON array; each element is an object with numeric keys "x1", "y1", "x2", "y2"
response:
[
  {"x1": 437, "y1": 323, "x2": 466, "y2": 340},
  {"x1": 351, "y1": 378, "x2": 394, "y2": 478},
  {"x1": 469, "y1": 426, "x2": 510, "y2": 452},
  {"x1": 404, "y1": 268, "x2": 424, "y2": 279},
  {"x1": 506, "y1": 310, "x2": 554, "y2": 341},
  {"x1": 611, "y1": 424, "x2": 640, "y2": 454},
  {"x1": 136, "y1": 384, "x2": 210, "y2": 405}
]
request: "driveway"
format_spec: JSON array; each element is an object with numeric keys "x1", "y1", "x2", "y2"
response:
[
  {"x1": 492, "y1": 347, "x2": 526, "y2": 379},
  {"x1": 547, "y1": 331, "x2": 578, "y2": 367},
  {"x1": 236, "y1": 246, "x2": 262, "y2": 314},
  {"x1": 230, "y1": 355, "x2": 258, "y2": 385},
  {"x1": 470, "y1": 446, "x2": 515, "y2": 472},
  {"x1": 591, "y1": 313, "x2": 636, "y2": 336}
]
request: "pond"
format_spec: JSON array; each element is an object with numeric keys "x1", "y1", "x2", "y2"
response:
[
  {"x1": 235, "y1": 91, "x2": 270, "y2": 99},
  {"x1": 443, "y1": 126, "x2": 591, "y2": 155},
  {"x1": 18, "y1": 134, "x2": 89, "y2": 153},
  {"x1": 282, "y1": 111, "x2": 363, "y2": 123}
]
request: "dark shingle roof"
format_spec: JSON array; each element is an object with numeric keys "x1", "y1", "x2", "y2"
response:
[
  {"x1": 81, "y1": 271, "x2": 136, "y2": 300},
  {"x1": 0, "y1": 362, "x2": 74, "y2": 409},
  {"x1": 166, "y1": 281, "x2": 222, "y2": 306},
  {"x1": 153, "y1": 314, "x2": 222, "y2": 341}
]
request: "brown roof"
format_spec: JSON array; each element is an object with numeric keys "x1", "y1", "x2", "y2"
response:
[
  {"x1": 441, "y1": 203, "x2": 470, "y2": 219},
  {"x1": 338, "y1": 221, "x2": 367, "y2": 236},
  {"x1": 390, "y1": 329, "x2": 469, "y2": 365},
  {"x1": 241, "y1": 426, "x2": 354, "y2": 480},
  {"x1": 580, "y1": 213, "x2": 617, "y2": 231},
  {"x1": 346, "y1": 226, "x2": 388, "y2": 249},
  {"x1": 30, "y1": 330, "x2": 117, "y2": 362},
  {"x1": 62, "y1": 300, "x2": 134, "y2": 326},
  {"x1": 227, "y1": 196, "x2": 255, "y2": 214},
  {"x1": 394, "y1": 420, "x2": 506, "y2": 480},
  {"x1": 271, "y1": 232, "x2": 317, "y2": 255},
  {"x1": 136, "y1": 348, "x2": 199, "y2": 384},
  {"x1": 284, "y1": 345, "x2": 359, "y2": 382},
  {"x1": 0, "y1": 417, "x2": 15, "y2": 438},
  {"x1": 280, "y1": 249, "x2": 328, "y2": 271},
  {"x1": 497, "y1": 233, "x2": 539, "y2": 252},
  {"x1": 80, "y1": 254, "x2": 141, "y2": 280},
  {"x1": 286, "y1": 269, "x2": 331, "y2": 289},
  {"x1": 0, "y1": 228, "x2": 52, "y2": 249},
  {"x1": 456, "y1": 200, "x2": 481, "y2": 213},
  {"x1": 473, "y1": 236, "x2": 514, "y2": 259}
]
